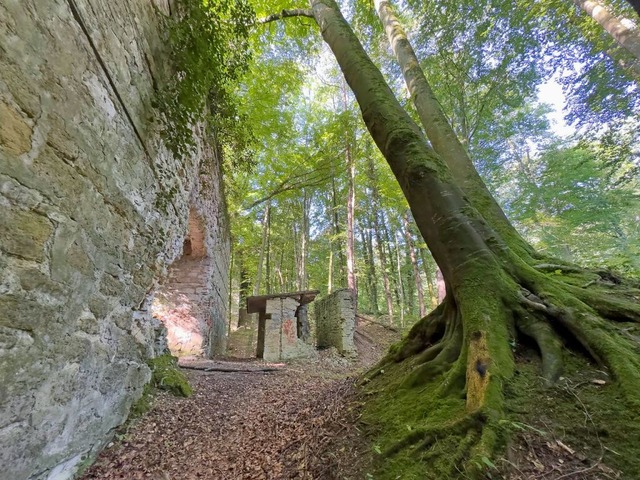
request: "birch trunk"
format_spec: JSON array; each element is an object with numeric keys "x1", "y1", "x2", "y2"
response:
[{"x1": 573, "y1": 0, "x2": 640, "y2": 72}]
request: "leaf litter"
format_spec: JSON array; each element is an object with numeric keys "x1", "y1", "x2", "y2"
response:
[{"x1": 82, "y1": 318, "x2": 399, "y2": 479}]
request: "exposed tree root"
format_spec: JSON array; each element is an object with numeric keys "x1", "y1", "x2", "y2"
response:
[
  {"x1": 383, "y1": 411, "x2": 486, "y2": 457},
  {"x1": 367, "y1": 262, "x2": 640, "y2": 477}
]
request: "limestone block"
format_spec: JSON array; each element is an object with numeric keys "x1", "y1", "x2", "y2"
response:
[
  {"x1": 0, "y1": 102, "x2": 33, "y2": 155},
  {"x1": 0, "y1": 207, "x2": 53, "y2": 262}
]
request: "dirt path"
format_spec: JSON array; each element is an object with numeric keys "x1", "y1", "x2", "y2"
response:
[{"x1": 82, "y1": 320, "x2": 398, "y2": 480}]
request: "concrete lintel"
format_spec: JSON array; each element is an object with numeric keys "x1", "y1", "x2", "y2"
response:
[{"x1": 246, "y1": 290, "x2": 319, "y2": 315}]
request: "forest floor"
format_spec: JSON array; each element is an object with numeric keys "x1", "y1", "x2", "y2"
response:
[
  {"x1": 79, "y1": 318, "x2": 639, "y2": 480},
  {"x1": 80, "y1": 318, "x2": 400, "y2": 480}
]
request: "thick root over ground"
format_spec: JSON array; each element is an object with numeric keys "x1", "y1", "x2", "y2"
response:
[{"x1": 362, "y1": 266, "x2": 640, "y2": 479}]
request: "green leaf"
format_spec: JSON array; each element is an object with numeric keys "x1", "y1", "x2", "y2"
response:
[{"x1": 481, "y1": 456, "x2": 496, "y2": 469}]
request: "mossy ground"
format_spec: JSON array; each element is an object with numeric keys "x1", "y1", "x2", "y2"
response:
[
  {"x1": 130, "y1": 354, "x2": 192, "y2": 418},
  {"x1": 500, "y1": 348, "x2": 640, "y2": 478},
  {"x1": 361, "y1": 344, "x2": 640, "y2": 479}
]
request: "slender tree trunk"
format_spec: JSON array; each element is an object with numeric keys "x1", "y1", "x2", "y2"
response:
[
  {"x1": 403, "y1": 234, "x2": 416, "y2": 316},
  {"x1": 435, "y1": 267, "x2": 447, "y2": 304},
  {"x1": 366, "y1": 218, "x2": 380, "y2": 314},
  {"x1": 373, "y1": 0, "x2": 536, "y2": 260},
  {"x1": 327, "y1": 247, "x2": 334, "y2": 293},
  {"x1": 374, "y1": 210, "x2": 394, "y2": 322},
  {"x1": 275, "y1": 246, "x2": 284, "y2": 290},
  {"x1": 419, "y1": 247, "x2": 437, "y2": 308},
  {"x1": 345, "y1": 141, "x2": 357, "y2": 292},
  {"x1": 266, "y1": 210, "x2": 271, "y2": 294},
  {"x1": 228, "y1": 244, "x2": 235, "y2": 335},
  {"x1": 573, "y1": 0, "x2": 640, "y2": 73},
  {"x1": 331, "y1": 177, "x2": 346, "y2": 286},
  {"x1": 342, "y1": 82, "x2": 358, "y2": 294},
  {"x1": 359, "y1": 226, "x2": 372, "y2": 310},
  {"x1": 237, "y1": 251, "x2": 251, "y2": 328},
  {"x1": 382, "y1": 213, "x2": 401, "y2": 309},
  {"x1": 297, "y1": 191, "x2": 310, "y2": 290},
  {"x1": 254, "y1": 202, "x2": 270, "y2": 296},
  {"x1": 368, "y1": 158, "x2": 394, "y2": 322},
  {"x1": 404, "y1": 211, "x2": 426, "y2": 317},
  {"x1": 293, "y1": 221, "x2": 300, "y2": 290},
  {"x1": 361, "y1": 215, "x2": 379, "y2": 314},
  {"x1": 394, "y1": 231, "x2": 405, "y2": 328}
]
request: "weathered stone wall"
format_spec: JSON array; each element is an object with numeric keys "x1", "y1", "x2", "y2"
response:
[
  {"x1": 0, "y1": 0, "x2": 229, "y2": 478},
  {"x1": 315, "y1": 289, "x2": 357, "y2": 356}
]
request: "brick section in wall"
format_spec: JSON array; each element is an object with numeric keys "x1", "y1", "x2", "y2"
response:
[{"x1": 152, "y1": 209, "x2": 223, "y2": 357}]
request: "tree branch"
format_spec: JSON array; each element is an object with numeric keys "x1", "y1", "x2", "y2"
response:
[{"x1": 259, "y1": 9, "x2": 314, "y2": 24}]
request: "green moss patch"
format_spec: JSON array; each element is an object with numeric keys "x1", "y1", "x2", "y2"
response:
[
  {"x1": 129, "y1": 355, "x2": 192, "y2": 419},
  {"x1": 361, "y1": 358, "x2": 470, "y2": 479},
  {"x1": 360, "y1": 347, "x2": 640, "y2": 479},
  {"x1": 148, "y1": 354, "x2": 193, "y2": 397}
]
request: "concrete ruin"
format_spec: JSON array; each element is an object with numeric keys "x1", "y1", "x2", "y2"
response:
[
  {"x1": 315, "y1": 288, "x2": 357, "y2": 356},
  {"x1": 247, "y1": 291, "x2": 319, "y2": 362}
]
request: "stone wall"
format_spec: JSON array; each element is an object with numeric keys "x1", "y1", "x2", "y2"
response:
[
  {"x1": 0, "y1": 0, "x2": 229, "y2": 478},
  {"x1": 315, "y1": 289, "x2": 357, "y2": 356}
]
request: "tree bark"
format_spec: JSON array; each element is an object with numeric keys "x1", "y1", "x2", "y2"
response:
[
  {"x1": 331, "y1": 177, "x2": 346, "y2": 286},
  {"x1": 366, "y1": 216, "x2": 380, "y2": 315},
  {"x1": 297, "y1": 191, "x2": 310, "y2": 291},
  {"x1": 308, "y1": 0, "x2": 640, "y2": 472},
  {"x1": 394, "y1": 230, "x2": 405, "y2": 328},
  {"x1": 404, "y1": 211, "x2": 426, "y2": 317},
  {"x1": 374, "y1": 209, "x2": 394, "y2": 322},
  {"x1": 237, "y1": 250, "x2": 251, "y2": 328},
  {"x1": 381, "y1": 211, "x2": 402, "y2": 310},
  {"x1": 253, "y1": 202, "x2": 270, "y2": 296},
  {"x1": 419, "y1": 247, "x2": 437, "y2": 308},
  {"x1": 373, "y1": 0, "x2": 536, "y2": 260},
  {"x1": 345, "y1": 124, "x2": 357, "y2": 293},
  {"x1": 359, "y1": 225, "x2": 373, "y2": 311}
]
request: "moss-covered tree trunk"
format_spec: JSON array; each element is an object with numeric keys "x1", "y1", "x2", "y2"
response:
[{"x1": 308, "y1": 0, "x2": 640, "y2": 474}]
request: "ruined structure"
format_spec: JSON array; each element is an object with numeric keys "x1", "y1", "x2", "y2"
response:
[
  {"x1": 0, "y1": 1, "x2": 229, "y2": 478},
  {"x1": 152, "y1": 208, "x2": 228, "y2": 357},
  {"x1": 247, "y1": 291, "x2": 318, "y2": 362},
  {"x1": 315, "y1": 289, "x2": 357, "y2": 356}
]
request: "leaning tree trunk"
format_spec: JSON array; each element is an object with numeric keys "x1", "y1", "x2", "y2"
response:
[
  {"x1": 308, "y1": 0, "x2": 640, "y2": 474},
  {"x1": 373, "y1": 0, "x2": 537, "y2": 261}
]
